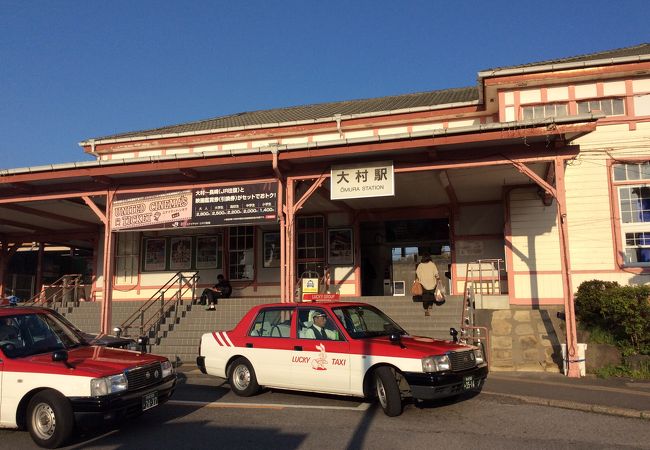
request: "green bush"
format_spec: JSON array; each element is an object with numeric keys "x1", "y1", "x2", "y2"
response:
[{"x1": 574, "y1": 280, "x2": 650, "y2": 355}]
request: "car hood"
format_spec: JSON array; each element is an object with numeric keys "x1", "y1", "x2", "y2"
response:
[
  {"x1": 81, "y1": 332, "x2": 136, "y2": 349},
  {"x1": 25, "y1": 345, "x2": 166, "y2": 377},
  {"x1": 360, "y1": 335, "x2": 474, "y2": 357}
]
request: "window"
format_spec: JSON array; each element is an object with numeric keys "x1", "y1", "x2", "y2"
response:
[
  {"x1": 229, "y1": 226, "x2": 254, "y2": 280},
  {"x1": 577, "y1": 98, "x2": 625, "y2": 116},
  {"x1": 296, "y1": 216, "x2": 325, "y2": 277},
  {"x1": 249, "y1": 308, "x2": 293, "y2": 338},
  {"x1": 613, "y1": 162, "x2": 650, "y2": 265},
  {"x1": 297, "y1": 307, "x2": 343, "y2": 341},
  {"x1": 115, "y1": 233, "x2": 140, "y2": 284},
  {"x1": 521, "y1": 103, "x2": 568, "y2": 120}
]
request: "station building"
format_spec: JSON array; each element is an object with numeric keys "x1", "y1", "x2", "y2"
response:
[{"x1": 1, "y1": 43, "x2": 649, "y2": 375}]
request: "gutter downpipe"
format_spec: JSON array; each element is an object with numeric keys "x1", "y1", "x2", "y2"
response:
[{"x1": 271, "y1": 148, "x2": 287, "y2": 302}]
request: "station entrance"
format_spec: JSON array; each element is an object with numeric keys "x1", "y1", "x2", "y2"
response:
[{"x1": 360, "y1": 218, "x2": 450, "y2": 296}]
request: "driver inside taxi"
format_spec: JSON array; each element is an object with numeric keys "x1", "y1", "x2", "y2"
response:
[{"x1": 302, "y1": 310, "x2": 338, "y2": 340}]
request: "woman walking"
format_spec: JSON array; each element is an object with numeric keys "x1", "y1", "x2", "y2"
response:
[{"x1": 415, "y1": 253, "x2": 440, "y2": 316}]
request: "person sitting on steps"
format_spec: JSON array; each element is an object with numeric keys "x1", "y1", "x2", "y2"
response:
[{"x1": 200, "y1": 274, "x2": 232, "y2": 310}]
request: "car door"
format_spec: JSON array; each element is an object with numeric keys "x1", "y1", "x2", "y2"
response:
[
  {"x1": 288, "y1": 307, "x2": 351, "y2": 394},
  {"x1": 243, "y1": 306, "x2": 296, "y2": 388}
]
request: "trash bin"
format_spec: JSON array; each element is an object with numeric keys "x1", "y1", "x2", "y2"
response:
[{"x1": 561, "y1": 343, "x2": 587, "y2": 376}]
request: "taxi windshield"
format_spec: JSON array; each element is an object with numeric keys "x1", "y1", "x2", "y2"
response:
[
  {"x1": 0, "y1": 312, "x2": 87, "y2": 358},
  {"x1": 332, "y1": 305, "x2": 406, "y2": 339}
]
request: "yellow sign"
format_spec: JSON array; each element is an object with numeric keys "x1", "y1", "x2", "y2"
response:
[{"x1": 301, "y1": 277, "x2": 319, "y2": 301}]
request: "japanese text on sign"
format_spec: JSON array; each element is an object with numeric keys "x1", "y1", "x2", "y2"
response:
[{"x1": 330, "y1": 161, "x2": 395, "y2": 200}]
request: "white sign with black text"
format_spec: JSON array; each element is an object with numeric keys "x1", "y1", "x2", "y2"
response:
[{"x1": 330, "y1": 161, "x2": 395, "y2": 200}]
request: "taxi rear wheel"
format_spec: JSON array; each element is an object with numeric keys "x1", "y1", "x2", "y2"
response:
[
  {"x1": 374, "y1": 367, "x2": 403, "y2": 417},
  {"x1": 229, "y1": 357, "x2": 260, "y2": 397},
  {"x1": 26, "y1": 390, "x2": 74, "y2": 448}
]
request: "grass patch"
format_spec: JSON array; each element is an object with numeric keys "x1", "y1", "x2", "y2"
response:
[{"x1": 594, "y1": 363, "x2": 650, "y2": 380}]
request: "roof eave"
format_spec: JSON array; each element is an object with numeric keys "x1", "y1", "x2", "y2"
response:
[
  {"x1": 477, "y1": 54, "x2": 650, "y2": 80},
  {"x1": 1, "y1": 113, "x2": 602, "y2": 178},
  {"x1": 78, "y1": 99, "x2": 480, "y2": 148}
]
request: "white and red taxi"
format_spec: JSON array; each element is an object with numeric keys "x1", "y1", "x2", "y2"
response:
[
  {"x1": 197, "y1": 302, "x2": 487, "y2": 416},
  {"x1": 0, "y1": 306, "x2": 177, "y2": 448}
]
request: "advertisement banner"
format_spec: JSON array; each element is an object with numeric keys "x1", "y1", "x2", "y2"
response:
[
  {"x1": 111, "y1": 182, "x2": 278, "y2": 231},
  {"x1": 112, "y1": 190, "x2": 192, "y2": 231}
]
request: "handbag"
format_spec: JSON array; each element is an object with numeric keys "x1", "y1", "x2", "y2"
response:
[
  {"x1": 434, "y1": 281, "x2": 446, "y2": 303},
  {"x1": 411, "y1": 279, "x2": 424, "y2": 296}
]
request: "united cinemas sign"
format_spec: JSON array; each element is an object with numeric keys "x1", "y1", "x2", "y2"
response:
[
  {"x1": 112, "y1": 191, "x2": 193, "y2": 231},
  {"x1": 111, "y1": 182, "x2": 277, "y2": 231}
]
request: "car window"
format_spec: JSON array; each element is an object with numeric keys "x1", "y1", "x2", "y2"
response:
[
  {"x1": 249, "y1": 308, "x2": 293, "y2": 338},
  {"x1": 0, "y1": 312, "x2": 86, "y2": 358},
  {"x1": 333, "y1": 305, "x2": 405, "y2": 339},
  {"x1": 297, "y1": 308, "x2": 344, "y2": 341}
]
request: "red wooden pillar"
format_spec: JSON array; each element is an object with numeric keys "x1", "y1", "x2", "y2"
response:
[
  {"x1": 555, "y1": 158, "x2": 580, "y2": 377},
  {"x1": 101, "y1": 189, "x2": 116, "y2": 334},
  {"x1": 285, "y1": 179, "x2": 295, "y2": 302}
]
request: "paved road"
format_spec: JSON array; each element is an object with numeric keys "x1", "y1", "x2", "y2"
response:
[{"x1": 3, "y1": 372, "x2": 649, "y2": 449}]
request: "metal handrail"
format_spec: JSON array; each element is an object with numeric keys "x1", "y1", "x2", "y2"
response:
[
  {"x1": 22, "y1": 274, "x2": 84, "y2": 308},
  {"x1": 119, "y1": 271, "x2": 199, "y2": 338},
  {"x1": 467, "y1": 259, "x2": 505, "y2": 296},
  {"x1": 459, "y1": 260, "x2": 498, "y2": 366}
]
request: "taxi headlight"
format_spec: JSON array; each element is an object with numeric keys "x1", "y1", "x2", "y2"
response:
[
  {"x1": 422, "y1": 355, "x2": 451, "y2": 372},
  {"x1": 161, "y1": 360, "x2": 174, "y2": 378},
  {"x1": 473, "y1": 348, "x2": 485, "y2": 364},
  {"x1": 90, "y1": 373, "x2": 128, "y2": 396}
]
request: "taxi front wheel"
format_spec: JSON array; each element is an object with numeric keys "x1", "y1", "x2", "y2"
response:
[
  {"x1": 229, "y1": 357, "x2": 260, "y2": 397},
  {"x1": 374, "y1": 367, "x2": 403, "y2": 417},
  {"x1": 27, "y1": 390, "x2": 74, "y2": 448}
]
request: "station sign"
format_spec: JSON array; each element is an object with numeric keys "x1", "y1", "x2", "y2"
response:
[
  {"x1": 330, "y1": 160, "x2": 394, "y2": 200},
  {"x1": 111, "y1": 182, "x2": 278, "y2": 231}
]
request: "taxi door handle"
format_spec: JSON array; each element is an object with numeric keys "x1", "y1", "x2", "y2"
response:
[
  {"x1": 294, "y1": 346, "x2": 303, "y2": 351},
  {"x1": 246, "y1": 343, "x2": 253, "y2": 348}
]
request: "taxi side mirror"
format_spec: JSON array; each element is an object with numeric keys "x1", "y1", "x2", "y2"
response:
[
  {"x1": 52, "y1": 350, "x2": 74, "y2": 368},
  {"x1": 52, "y1": 350, "x2": 68, "y2": 363}
]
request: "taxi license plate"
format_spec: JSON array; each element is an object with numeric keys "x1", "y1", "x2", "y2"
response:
[
  {"x1": 463, "y1": 376, "x2": 476, "y2": 390},
  {"x1": 142, "y1": 392, "x2": 158, "y2": 411}
]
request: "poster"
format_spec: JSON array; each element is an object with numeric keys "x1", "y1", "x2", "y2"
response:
[
  {"x1": 196, "y1": 236, "x2": 220, "y2": 269},
  {"x1": 144, "y1": 238, "x2": 167, "y2": 271},
  {"x1": 263, "y1": 232, "x2": 280, "y2": 268},
  {"x1": 170, "y1": 237, "x2": 192, "y2": 270},
  {"x1": 328, "y1": 228, "x2": 353, "y2": 265}
]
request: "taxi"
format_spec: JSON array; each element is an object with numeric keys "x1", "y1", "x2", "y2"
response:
[
  {"x1": 197, "y1": 302, "x2": 487, "y2": 416},
  {"x1": 0, "y1": 306, "x2": 177, "y2": 448}
]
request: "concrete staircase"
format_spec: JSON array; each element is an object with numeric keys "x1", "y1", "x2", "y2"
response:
[
  {"x1": 360, "y1": 295, "x2": 464, "y2": 340},
  {"x1": 57, "y1": 295, "x2": 465, "y2": 368}
]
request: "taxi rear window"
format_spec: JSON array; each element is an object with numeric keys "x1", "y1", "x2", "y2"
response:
[{"x1": 249, "y1": 308, "x2": 293, "y2": 338}]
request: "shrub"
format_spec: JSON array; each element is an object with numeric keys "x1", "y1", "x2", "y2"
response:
[{"x1": 574, "y1": 280, "x2": 650, "y2": 355}]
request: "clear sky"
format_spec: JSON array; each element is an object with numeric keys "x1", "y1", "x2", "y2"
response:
[{"x1": 1, "y1": 0, "x2": 649, "y2": 169}]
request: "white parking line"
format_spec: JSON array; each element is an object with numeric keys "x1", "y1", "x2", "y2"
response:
[{"x1": 168, "y1": 399, "x2": 371, "y2": 411}]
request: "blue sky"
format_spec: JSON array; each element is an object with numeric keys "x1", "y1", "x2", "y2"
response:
[{"x1": 1, "y1": 0, "x2": 649, "y2": 169}]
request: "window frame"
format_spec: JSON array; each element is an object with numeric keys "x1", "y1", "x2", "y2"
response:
[
  {"x1": 296, "y1": 215, "x2": 326, "y2": 278},
  {"x1": 577, "y1": 97, "x2": 625, "y2": 117},
  {"x1": 228, "y1": 226, "x2": 255, "y2": 280},
  {"x1": 520, "y1": 102, "x2": 569, "y2": 121},
  {"x1": 612, "y1": 162, "x2": 650, "y2": 267}
]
